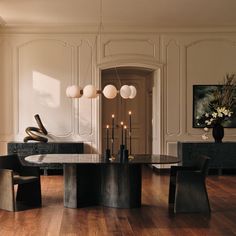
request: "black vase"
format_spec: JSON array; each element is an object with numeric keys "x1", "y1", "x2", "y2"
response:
[{"x1": 212, "y1": 123, "x2": 224, "y2": 143}]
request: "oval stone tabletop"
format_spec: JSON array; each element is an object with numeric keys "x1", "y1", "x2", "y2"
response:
[{"x1": 25, "y1": 153, "x2": 180, "y2": 165}]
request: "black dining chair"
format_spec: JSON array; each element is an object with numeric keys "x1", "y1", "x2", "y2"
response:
[
  {"x1": 0, "y1": 154, "x2": 42, "y2": 211},
  {"x1": 169, "y1": 155, "x2": 211, "y2": 213}
]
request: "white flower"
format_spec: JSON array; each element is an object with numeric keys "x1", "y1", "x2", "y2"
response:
[
  {"x1": 201, "y1": 134, "x2": 209, "y2": 140},
  {"x1": 215, "y1": 107, "x2": 232, "y2": 117},
  {"x1": 217, "y1": 107, "x2": 226, "y2": 113},
  {"x1": 212, "y1": 112, "x2": 217, "y2": 118},
  {"x1": 223, "y1": 110, "x2": 228, "y2": 116},
  {"x1": 204, "y1": 127, "x2": 209, "y2": 132},
  {"x1": 200, "y1": 105, "x2": 233, "y2": 127}
]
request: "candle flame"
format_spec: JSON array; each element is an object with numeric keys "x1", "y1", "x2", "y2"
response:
[
  {"x1": 128, "y1": 111, "x2": 132, "y2": 115},
  {"x1": 124, "y1": 125, "x2": 127, "y2": 129},
  {"x1": 106, "y1": 125, "x2": 109, "y2": 129},
  {"x1": 120, "y1": 121, "x2": 124, "y2": 126},
  {"x1": 112, "y1": 114, "x2": 115, "y2": 118}
]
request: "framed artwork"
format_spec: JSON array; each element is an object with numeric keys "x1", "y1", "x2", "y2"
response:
[{"x1": 193, "y1": 85, "x2": 236, "y2": 128}]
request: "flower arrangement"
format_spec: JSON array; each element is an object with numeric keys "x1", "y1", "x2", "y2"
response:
[
  {"x1": 201, "y1": 127, "x2": 209, "y2": 140},
  {"x1": 198, "y1": 106, "x2": 233, "y2": 126},
  {"x1": 196, "y1": 74, "x2": 236, "y2": 127}
]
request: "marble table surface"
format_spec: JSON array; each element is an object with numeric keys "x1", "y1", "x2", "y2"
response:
[{"x1": 25, "y1": 153, "x2": 180, "y2": 165}]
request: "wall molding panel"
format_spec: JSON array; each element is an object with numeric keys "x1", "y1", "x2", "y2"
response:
[
  {"x1": 104, "y1": 39, "x2": 155, "y2": 57},
  {"x1": 1, "y1": 30, "x2": 236, "y2": 155},
  {"x1": 0, "y1": 38, "x2": 14, "y2": 137},
  {"x1": 186, "y1": 37, "x2": 236, "y2": 137},
  {"x1": 186, "y1": 38, "x2": 236, "y2": 48},
  {"x1": 162, "y1": 33, "x2": 236, "y2": 155},
  {"x1": 0, "y1": 37, "x2": 14, "y2": 153},
  {"x1": 78, "y1": 39, "x2": 94, "y2": 137},
  {"x1": 100, "y1": 34, "x2": 160, "y2": 63},
  {"x1": 16, "y1": 38, "x2": 74, "y2": 140},
  {"x1": 165, "y1": 39, "x2": 181, "y2": 136}
]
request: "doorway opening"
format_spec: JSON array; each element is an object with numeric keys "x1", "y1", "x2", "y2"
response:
[{"x1": 101, "y1": 67, "x2": 154, "y2": 155}]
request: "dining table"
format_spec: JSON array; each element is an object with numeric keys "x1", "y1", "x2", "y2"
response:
[{"x1": 25, "y1": 154, "x2": 180, "y2": 209}]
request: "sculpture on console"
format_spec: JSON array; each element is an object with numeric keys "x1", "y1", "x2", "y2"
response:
[{"x1": 24, "y1": 114, "x2": 48, "y2": 143}]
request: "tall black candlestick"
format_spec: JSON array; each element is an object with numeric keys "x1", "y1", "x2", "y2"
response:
[
  {"x1": 120, "y1": 121, "x2": 124, "y2": 145},
  {"x1": 124, "y1": 125, "x2": 127, "y2": 147},
  {"x1": 106, "y1": 125, "x2": 109, "y2": 149},
  {"x1": 111, "y1": 114, "x2": 115, "y2": 154},
  {"x1": 128, "y1": 111, "x2": 132, "y2": 154}
]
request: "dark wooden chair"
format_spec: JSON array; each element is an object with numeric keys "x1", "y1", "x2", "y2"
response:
[
  {"x1": 169, "y1": 155, "x2": 211, "y2": 213},
  {"x1": 0, "y1": 154, "x2": 42, "y2": 211}
]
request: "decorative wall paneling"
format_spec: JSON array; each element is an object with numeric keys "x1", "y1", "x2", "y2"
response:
[
  {"x1": 1, "y1": 30, "x2": 236, "y2": 156},
  {"x1": 17, "y1": 38, "x2": 74, "y2": 137},
  {"x1": 97, "y1": 34, "x2": 163, "y2": 155},
  {"x1": 99, "y1": 34, "x2": 160, "y2": 63},
  {"x1": 151, "y1": 68, "x2": 163, "y2": 155},
  {"x1": 186, "y1": 38, "x2": 236, "y2": 138},
  {"x1": 161, "y1": 34, "x2": 236, "y2": 156},
  {"x1": 0, "y1": 34, "x2": 97, "y2": 154},
  {"x1": 0, "y1": 37, "x2": 14, "y2": 144},
  {"x1": 165, "y1": 40, "x2": 181, "y2": 136}
]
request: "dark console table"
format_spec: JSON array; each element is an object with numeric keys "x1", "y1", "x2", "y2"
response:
[
  {"x1": 178, "y1": 142, "x2": 236, "y2": 174},
  {"x1": 7, "y1": 142, "x2": 84, "y2": 175}
]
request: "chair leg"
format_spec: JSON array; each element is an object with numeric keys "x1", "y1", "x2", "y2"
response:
[
  {"x1": 0, "y1": 170, "x2": 15, "y2": 211},
  {"x1": 16, "y1": 180, "x2": 42, "y2": 207},
  {"x1": 169, "y1": 167, "x2": 179, "y2": 205},
  {"x1": 174, "y1": 175, "x2": 211, "y2": 213},
  {"x1": 168, "y1": 182, "x2": 176, "y2": 204}
]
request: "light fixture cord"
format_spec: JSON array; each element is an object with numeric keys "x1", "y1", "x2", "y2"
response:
[
  {"x1": 99, "y1": 0, "x2": 103, "y2": 34},
  {"x1": 115, "y1": 67, "x2": 122, "y2": 88},
  {"x1": 99, "y1": 0, "x2": 122, "y2": 89}
]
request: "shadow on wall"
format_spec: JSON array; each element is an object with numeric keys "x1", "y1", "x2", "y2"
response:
[{"x1": 84, "y1": 143, "x2": 99, "y2": 154}]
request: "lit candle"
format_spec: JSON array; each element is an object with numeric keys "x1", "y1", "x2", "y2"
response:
[
  {"x1": 124, "y1": 125, "x2": 127, "y2": 147},
  {"x1": 112, "y1": 114, "x2": 115, "y2": 140},
  {"x1": 120, "y1": 121, "x2": 124, "y2": 145},
  {"x1": 128, "y1": 111, "x2": 132, "y2": 154},
  {"x1": 111, "y1": 114, "x2": 115, "y2": 154},
  {"x1": 106, "y1": 125, "x2": 109, "y2": 149},
  {"x1": 129, "y1": 111, "x2": 132, "y2": 133}
]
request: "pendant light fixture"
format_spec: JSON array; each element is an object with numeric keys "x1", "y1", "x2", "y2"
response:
[{"x1": 66, "y1": 0, "x2": 137, "y2": 100}]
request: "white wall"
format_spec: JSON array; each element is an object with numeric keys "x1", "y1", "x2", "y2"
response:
[
  {"x1": 162, "y1": 33, "x2": 236, "y2": 155},
  {"x1": 1, "y1": 27, "x2": 236, "y2": 155}
]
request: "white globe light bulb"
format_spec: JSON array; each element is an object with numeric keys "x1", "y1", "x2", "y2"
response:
[
  {"x1": 129, "y1": 85, "x2": 137, "y2": 99},
  {"x1": 83, "y1": 84, "x2": 97, "y2": 98},
  {"x1": 120, "y1": 85, "x2": 131, "y2": 99},
  {"x1": 103, "y1": 84, "x2": 117, "y2": 99},
  {"x1": 66, "y1": 86, "x2": 72, "y2": 97},
  {"x1": 66, "y1": 85, "x2": 82, "y2": 98}
]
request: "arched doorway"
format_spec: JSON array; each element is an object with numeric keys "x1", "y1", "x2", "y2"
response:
[{"x1": 101, "y1": 66, "x2": 158, "y2": 156}]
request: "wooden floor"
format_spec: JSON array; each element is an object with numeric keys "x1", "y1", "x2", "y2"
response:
[{"x1": 0, "y1": 166, "x2": 235, "y2": 236}]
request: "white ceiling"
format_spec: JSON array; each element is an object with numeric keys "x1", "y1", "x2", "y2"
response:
[{"x1": 0, "y1": 0, "x2": 236, "y2": 28}]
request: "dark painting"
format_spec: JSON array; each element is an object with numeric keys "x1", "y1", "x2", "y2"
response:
[{"x1": 193, "y1": 85, "x2": 236, "y2": 128}]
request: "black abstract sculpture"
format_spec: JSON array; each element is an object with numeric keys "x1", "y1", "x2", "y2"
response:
[{"x1": 24, "y1": 114, "x2": 48, "y2": 143}]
